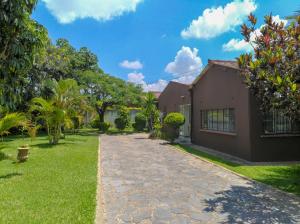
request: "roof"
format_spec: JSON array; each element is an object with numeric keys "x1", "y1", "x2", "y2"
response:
[
  {"x1": 208, "y1": 60, "x2": 239, "y2": 70},
  {"x1": 191, "y1": 60, "x2": 239, "y2": 87}
]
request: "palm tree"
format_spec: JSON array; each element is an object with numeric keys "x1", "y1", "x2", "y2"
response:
[
  {"x1": 0, "y1": 113, "x2": 25, "y2": 141},
  {"x1": 30, "y1": 79, "x2": 85, "y2": 144},
  {"x1": 143, "y1": 92, "x2": 159, "y2": 131},
  {"x1": 31, "y1": 97, "x2": 65, "y2": 144},
  {"x1": 286, "y1": 9, "x2": 300, "y2": 19}
]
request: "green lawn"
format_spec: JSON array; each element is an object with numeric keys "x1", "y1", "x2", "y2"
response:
[
  {"x1": 0, "y1": 129, "x2": 99, "y2": 224},
  {"x1": 177, "y1": 145, "x2": 300, "y2": 196}
]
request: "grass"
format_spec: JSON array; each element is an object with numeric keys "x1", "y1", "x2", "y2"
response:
[
  {"x1": 176, "y1": 145, "x2": 300, "y2": 196},
  {"x1": 0, "y1": 129, "x2": 99, "y2": 223}
]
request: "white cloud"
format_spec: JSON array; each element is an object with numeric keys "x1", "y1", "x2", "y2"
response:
[
  {"x1": 181, "y1": 0, "x2": 257, "y2": 39},
  {"x1": 120, "y1": 60, "x2": 143, "y2": 70},
  {"x1": 222, "y1": 38, "x2": 253, "y2": 52},
  {"x1": 165, "y1": 46, "x2": 202, "y2": 83},
  {"x1": 41, "y1": 0, "x2": 143, "y2": 24},
  {"x1": 222, "y1": 15, "x2": 288, "y2": 52},
  {"x1": 127, "y1": 72, "x2": 168, "y2": 92},
  {"x1": 128, "y1": 46, "x2": 203, "y2": 92}
]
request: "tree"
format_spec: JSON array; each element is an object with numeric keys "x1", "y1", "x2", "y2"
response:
[
  {"x1": 238, "y1": 14, "x2": 300, "y2": 119},
  {"x1": 30, "y1": 79, "x2": 83, "y2": 144},
  {"x1": 0, "y1": 113, "x2": 26, "y2": 141},
  {"x1": 143, "y1": 92, "x2": 159, "y2": 131},
  {"x1": 0, "y1": 0, "x2": 47, "y2": 110},
  {"x1": 78, "y1": 70, "x2": 143, "y2": 123},
  {"x1": 163, "y1": 112, "x2": 185, "y2": 143}
]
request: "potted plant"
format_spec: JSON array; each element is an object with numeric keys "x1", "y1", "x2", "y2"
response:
[{"x1": 17, "y1": 144, "x2": 29, "y2": 162}]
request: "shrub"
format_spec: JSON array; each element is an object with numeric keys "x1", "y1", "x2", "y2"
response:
[
  {"x1": 90, "y1": 117, "x2": 100, "y2": 129},
  {"x1": 133, "y1": 113, "x2": 146, "y2": 131},
  {"x1": 149, "y1": 122, "x2": 162, "y2": 139},
  {"x1": 115, "y1": 118, "x2": 127, "y2": 130},
  {"x1": 99, "y1": 122, "x2": 110, "y2": 132},
  {"x1": 115, "y1": 107, "x2": 130, "y2": 130},
  {"x1": 163, "y1": 112, "x2": 185, "y2": 143}
]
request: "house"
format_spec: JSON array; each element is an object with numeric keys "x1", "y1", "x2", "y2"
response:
[
  {"x1": 104, "y1": 108, "x2": 141, "y2": 126},
  {"x1": 190, "y1": 60, "x2": 300, "y2": 162},
  {"x1": 158, "y1": 81, "x2": 191, "y2": 139}
]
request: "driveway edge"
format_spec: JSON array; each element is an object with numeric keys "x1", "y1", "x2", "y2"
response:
[
  {"x1": 174, "y1": 144, "x2": 300, "y2": 201},
  {"x1": 95, "y1": 135, "x2": 105, "y2": 224}
]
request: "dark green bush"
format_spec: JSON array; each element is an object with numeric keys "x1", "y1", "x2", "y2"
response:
[
  {"x1": 163, "y1": 112, "x2": 185, "y2": 143},
  {"x1": 115, "y1": 106, "x2": 130, "y2": 130},
  {"x1": 90, "y1": 117, "x2": 100, "y2": 129},
  {"x1": 133, "y1": 113, "x2": 146, "y2": 131},
  {"x1": 114, "y1": 118, "x2": 127, "y2": 130},
  {"x1": 99, "y1": 122, "x2": 110, "y2": 132}
]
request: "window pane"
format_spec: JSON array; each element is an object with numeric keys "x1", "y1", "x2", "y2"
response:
[
  {"x1": 208, "y1": 110, "x2": 213, "y2": 129},
  {"x1": 218, "y1": 109, "x2": 224, "y2": 131},
  {"x1": 223, "y1": 109, "x2": 229, "y2": 132},
  {"x1": 229, "y1": 109, "x2": 235, "y2": 132},
  {"x1": 212, "y1": 110, "x2": 218, "y2": 130}
]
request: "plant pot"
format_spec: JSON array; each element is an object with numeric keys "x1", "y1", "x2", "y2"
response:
[{"x1": 17, "y1": 146, "x2": 29, "y2": 162}]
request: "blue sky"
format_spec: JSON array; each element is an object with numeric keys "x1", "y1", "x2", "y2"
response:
[{"x1": 32, "y1": 0, "x2": 298, "y2": 91}]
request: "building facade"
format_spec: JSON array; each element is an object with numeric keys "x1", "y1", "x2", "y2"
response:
[{"x1": 190, "y1": 60, "x2": 300, "y2": 162}]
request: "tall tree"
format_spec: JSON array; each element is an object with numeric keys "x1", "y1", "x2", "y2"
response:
[
  {"x1": 238, "y1": 14, "x2": 300, "y2": 119},
  {"x1": 78, "y1": 70, "x2": 143, "y2": 122},
  {"x1": 0, "y1": 0, "x2": 47, "y2": 110}
]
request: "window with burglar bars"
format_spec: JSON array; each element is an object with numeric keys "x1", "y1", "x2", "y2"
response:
[
  {"x1": 263, "y1": 110, "x2": 300, "y2": 134},
  {"x1": 201, "y1": 108, "x2": 235, "y2": 133}
]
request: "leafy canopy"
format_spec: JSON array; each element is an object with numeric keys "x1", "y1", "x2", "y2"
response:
[{"x1": 238, "y1": 14, "x2": 300, "y2": 119}]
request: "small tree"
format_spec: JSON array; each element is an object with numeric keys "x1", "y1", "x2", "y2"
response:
[
  {"x1": 133, "y1": 113, "x2": 147, "y2": 131},
  {"x1": 114, "y1": 107, "x2": 130, "y2": 131},
  {"x1": 238, "y1": 14, "x2": 300, "y2": 120},
  {"x1": 0, "y1": 113, "x2": 26, "y2": 141},
  {"x1": 163, "y1": 113, "x2": 185, "y2": 143}
]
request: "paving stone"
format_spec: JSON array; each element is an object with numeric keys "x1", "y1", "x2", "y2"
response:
[{"x1": 99, "y1": 133, "x2": 300, "y2": 223}]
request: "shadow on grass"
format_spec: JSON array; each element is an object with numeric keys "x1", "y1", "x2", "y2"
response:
[
  {"x1": 0, "y1": 172, "x2": 22, "y2": 180},
  {"x1": 204, "y1": 184, "x2": 300, "y2": 223},
  {"x1": 31, "y1": 142, "x2": 73, "y2": 149},
  {"x1": 177, "y1": 144, "x2": 240, "y2": 167}
]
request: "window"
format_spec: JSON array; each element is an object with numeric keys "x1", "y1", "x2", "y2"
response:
[
  {"x1": 201, "y1": 108, "x2": 235, "y2": 133},
  {"x1": 263, "y1": 111, "x2": 300, "y2": 134}
]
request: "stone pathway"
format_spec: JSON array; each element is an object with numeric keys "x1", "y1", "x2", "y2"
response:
[{"x1": 98, "y1": 133, "x2": 300, "y2": 224}]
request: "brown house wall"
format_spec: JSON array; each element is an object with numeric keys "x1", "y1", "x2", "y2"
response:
[
  {"x1": 191, "y1": 64, "x2": 300, "y2": 162},
  {"x1": 191, "y1": 65, "x2": 252, "y2": 161},
  {"x1": 249, "y1": 96, "x2": 300, "y2": 162},
  {"x1": 158, "y1": 82, "x2": 191, "y2": 115}
]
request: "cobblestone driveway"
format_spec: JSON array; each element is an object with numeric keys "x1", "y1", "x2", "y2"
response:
[{"x1": 99, "y1": 133, "x2": 300, "y2": 224}]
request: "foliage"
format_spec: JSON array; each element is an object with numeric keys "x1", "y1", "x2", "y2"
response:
[
  {"x1": 0, "y1": 0, "x2": 48, "y2": 110},
  {"x1": 90, "y1": 117, "x2": 100, "y2": 129},
  {"x1": 143, "y1": 92, "x2": 160, "y2": 131},
  {"x1": 163, "y1": 113, "x2": 185, "y2": 143},
  {"x1": 149, "y1": 122, "x2": 162, "y2": 139},
  {"x1": 99, "y1": 122, "x2": 111, "y2": 132},
  {"x1": 26, "y1": 123, "x2": 41, "y2": 142},
  {"x1": 0, "y1": 113, "x2": 26, "y2": 140},
  {"x1": 114, "y1": 107, "x2": 130, "y2": 130},
  {"x1": 238, "y1": 14, "x2": 300, "y2": 119},
  {"x1": 0, "y1": 130, "x2": 98, "y2": 223},
  {"x1": 133, "y1": 113, "x2": 147, "y2": 131},
  {"x1": 30, "y1": 79, "x2": 83, "y2": 144}
]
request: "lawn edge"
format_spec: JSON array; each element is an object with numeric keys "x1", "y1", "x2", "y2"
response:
[
  {"x1": 95, "y1": 136, "x2": 105, "y2": 224},
  {"x1": 174, "y1": 144, "x2": 300, "y2": 199}
]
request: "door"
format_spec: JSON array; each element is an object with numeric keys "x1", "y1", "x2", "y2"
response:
[{"x1": 179, "y1": 104, "x2": 191, "y2": 137}]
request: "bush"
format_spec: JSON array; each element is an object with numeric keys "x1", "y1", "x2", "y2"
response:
[
  {"x1": 115, "y1": 106, "x2": 130, "y2": 130},
  {"x1": 149, "y1": 122, "x2": 162, "y2": 139},
  {"x1": 99, "y1": 122, "x2": 110, "y2": 132},
  {"x1": 90, "y1": 117, "x2": 100, "y2": 129},
  {"x1": 114, "y1": 118, "x2": 127, "y2": 130},
  {"x1": 133, "y1": 113, "x2": 146, "y2": 131},
  {"x1": 163, "y1": 112, "x2": 185, "y2": 143}
]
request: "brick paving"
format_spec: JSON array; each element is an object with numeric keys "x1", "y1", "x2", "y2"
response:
[{"x1": 98, "y1": 133, "x2": 300, "y2": 224}]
